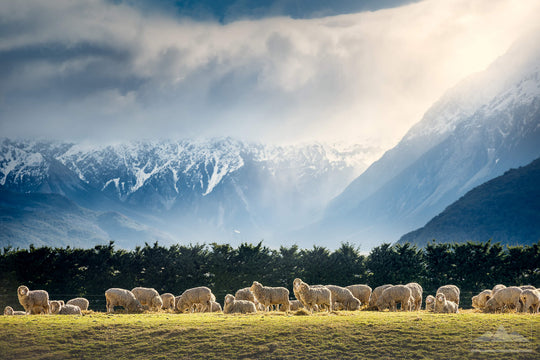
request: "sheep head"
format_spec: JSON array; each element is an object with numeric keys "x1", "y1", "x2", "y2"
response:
[
  {"x1": 224, "y1": 294, "x2": 235, "y2": 305},
  {"x1": 17, "y1": 286, "x2": 29, "y2": 297},
  {"x1": 436, "y1": 293, "x2": 446, "y2": 304}
]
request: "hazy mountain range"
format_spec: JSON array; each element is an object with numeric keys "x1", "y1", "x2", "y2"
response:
[{"x1": 1, "y1": 33, "x2": 539, "y2": 250}]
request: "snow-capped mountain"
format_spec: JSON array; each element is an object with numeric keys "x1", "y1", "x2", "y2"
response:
[
  {"x1": 299, "y1": 33, "x2": 540, "y2": 249},
  {"x1": 0, "y1": 138, "x2": 379, "y2": 248}
]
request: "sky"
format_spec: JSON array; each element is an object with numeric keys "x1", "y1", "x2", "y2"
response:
[{"x1": 1, "y1": 0, "x2": 539, "y2": 150}]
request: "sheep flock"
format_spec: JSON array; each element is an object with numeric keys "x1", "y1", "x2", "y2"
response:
[{"x1": 3, "y1": 281, "x2": 539, "y2": 316}]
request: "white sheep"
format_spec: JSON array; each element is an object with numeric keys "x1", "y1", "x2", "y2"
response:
[
  {"x1": 325, "y1": 285, "x2": 360, "y2": 311},
  {"x1": 161, "y1": 293, "x2": 175, "y2": 310},
  {"x1": 520, "y1": 289, "x2": 540, "y2": 313},
  {"x1": 50, "y1": 301, "x2": 82, "y2": 315},
  {"x1": 66, "y1": 298, "x2": 89, "y2": 311},
  {"x1": 296, "y1": 282, "x2": 332, "y2": 313},
  {"x1": 105, "y1": 288, "x2": 144, "y2": 313},
  {"x1": 434, "y1": 293, "x2": 458, "y2": 313},
  {"x1": 491, "y1": 284, "x2": 506, "y2": 295},
  {"x1": 484, "y1": 286, "x2": 522, "y2": 313},
  {"x1": 176, "y1": 287, "x2": 214, "y2": 313},
  {"x1": 425, "y1": 295, "x2": 435, "y2": 312},
  {"x1": 131, "y1": 287, "x2": 163, "y2": 311},
  {"x1": 17, "y1": 285, "x2": 49, "y2": 315},
  {"x1": 223, "y1": 294, "x2": 257, "y2": 314},
  {"x1": 405, "y1": 283, "x2": 423, "y2": 311},
  {"x1": 376, "y1": 285, "x2": 411, "y2": 311},
  {"x1": 250, "y1": 281, "x2": 290, "y2": 312},
  {"x1": 471, "y1": 290, "x2": 492, "y2": 311},
  {"x1": 369, "y1": 284, "x2": 393, "y2": 309},
  {"x1": 520, "y1": 285, "x2": 536, "y2": 291},
  {"x1": 4, "y1": 306, "x2": 26, "y2": 315},
  {"x1": 289, "y1": 300, "x2": 304, "y2": 311},
  {"x1": 346, "y1": 284, "x2": 372, "y2": 307},
  {"x1": 436, "y1": 285, "x2": 460, "y2": 305}
]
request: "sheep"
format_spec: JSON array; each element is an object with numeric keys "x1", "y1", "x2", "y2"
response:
[
  {"x1": 131, "y1": 287, "x2": 163, "y2": 311},
  {"x1": 346, "y1": 284, "x2": 372, "y2": 307},
  {"x1": 50, "y1": 301, "x2": 82, "y2": 315},
  {"x1": 105, "y1": 288, "x2": 143, "y2": 314},
  {"x1": 161, "y1": 293, "x2": 175, "y2": 310},
  {"x1": 471, "y1": 290, "x2": 492, "y2": 310},
  {"x1": 235, "y1": 287, "x2": 256, "y2": 302},
  {"x1": 250, "y1": 281, "x2": 290, "y2": 312},
  {"x1": 369, "y1": 284, "x2": 393, "y2": 309},
  {"x1": 436, "y1": 285, "x2": 460, "y2": 305},
  {"x1": 425, "y1": 295, "x2": 435, "y2": 312},
  {"x1": 376, "y1": 285, "x2": 412, "y2": 312},
  {"x1": 17, "y1": 285, "x2": 49, "y2": 315},
  {"x1": 519, "y1": 289, "x2": 539, "y2": 314},
  {"x1": 484, "y1": 286, "x2": 522, "y2": 313},
  {"x1": 289, "y1": 300, "x2": 304, "y2": 311},
  {"x1": 325, "y1": 285, "x2": 360, "y2": 311},
  {"x1": 223, "y1": 294, "x2": 257, "y2": 314},
  {"x1": 296, "y1": 282, "x2": 332, "y2": 313},
  {"x1": 434, "y1": 293, "x2": 458, "y2": 313},
  {"x1": 520, "y1": 285, "x2": 536, "y2": 291},
  {"x1": 209, "y1": 301, "x2": 222, "y2": 313},
  {"x1": 176, "y1": 287, "x2": 213, "y2": 313},
  {"x1": 66, "y1": 298, "x2": 89, "y2": 311},
  {"x1": 491, "y1": 284, "x2": 506, "y2": 295},
  {"x1": 405, "y1": 283, "x2": 423, "y2": 311},
  {"x1": 4, "y1": 306, "x2": 26, "y2": 315}
]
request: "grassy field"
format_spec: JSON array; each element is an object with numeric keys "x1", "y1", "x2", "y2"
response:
[{"x1": 0, "y1": 310, "x2": 538, "y2": 359}]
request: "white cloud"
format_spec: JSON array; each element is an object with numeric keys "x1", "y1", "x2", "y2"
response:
[{"x1": 1, "y1": 0, "x2": 539, "y2": 148}]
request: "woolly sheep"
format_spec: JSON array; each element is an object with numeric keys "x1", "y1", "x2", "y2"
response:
[
  {"x1": 105, "y1": 288, "x2": 143, "y2": 313},
  {"x1": 520, "y1": 289, "x2": 540, "y2": 313},
  {"x1": 223, "y1": 294, "x2": 257, "y2": 314},
  {"x1": 296, "y1": 282, "x2": 332, "y2": 312},
  {"x1": 235, "y1": 287, "x2": 256, "y2": 302},
  {"x1": 161, "y1": 293, "x2": 175, "y2": 310},
  {"x1": 66, "y1": 298, "x2": 89, "y2": 311},
  {"x1": 17, "y1": 285, "x2": 49, "y2": 315},
  {"x1": 434, "y1": 293, "x2": 458, "y2": 313},
  {"x1": 132, "y1": 287, "x2": 163, "y2": 311},
  {"x1": 176, "y1": 287, "x2": 213, "y2": 313},
  {"x1": 289, "y1": 300, "x2": 304, "y2": 311},
  {"x1": 484, "y1": 286, "x2": 522, "y2": 313},
  {"x1": 250, "y1": 281, "x2": 290, "y2": 312},
  {"x1": 405, "y1": 283, "x2": 423, "y2": 311},
  {"x1": 210, "y1": 300, "x2": 222, "y2": 312},
  {"x1": 4, "y1": 306, "x2": 26, "y2": 315},
  {"x1": 346, "y1": 284, "x2": 372, "y2": 307},
  {"x1": 520, "y1": 285, "x2": 536, "y2": 291},
  {"x1": 491, "y1": 284, "x2": 506, "y2": 295},
  {"x1": 436, "y1": 285, "x2": 460, "y2": 305},
  {"x1": 376, "y1": 285, "x2": 411, "y2": 312},
  {"x1": 50, "y1": 301, "x2": 82, "y2": 315},
  {"x1": 369, "y1": 284, "x2": 393, "y2": 309},
  {"x1": 325, "y1": 285, "x2": 360, "y2": 311},
  {"x1": 471, "y1": 290, "x2": 492, "y2": 310},
  {"x1": 425, "y1": 295, "x2": 435, "y2": 312}
]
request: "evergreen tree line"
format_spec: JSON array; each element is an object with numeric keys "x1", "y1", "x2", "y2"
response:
[{"x1": 0, "y1": 240, "x2": 538, "y2": 311}]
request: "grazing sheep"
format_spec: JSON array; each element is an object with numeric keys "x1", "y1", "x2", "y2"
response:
[
  {"x1": 132, "y1": 287, "x2": 163, "y2": 311},
  {"x1": 209, "y1": 301, "x2": 222, "y2": 313},
  {"x1": 235, "y1": 287, "x2": 256, "y2": 302},
  {"x1": 176, "y1": 287, "x2": 213, "y2": 313},
  {"x1": 346, "y1": 284, "x2": 372, "y2": 307},
  {"x1": 223, "y1": 294, "x2": 257, "y2": 314},
  {"x1": 434, "y1": 293, "x2": 458, "y2": 313},
  {"x1": 520, "y1": 289, "x2": 539, "y2": 314},
  {"x1": 369, "y1": 284, "x2": 393, "y2": 309},
  {"x1": 250, "y1": 281, "x2": 290, "y2": 312},
  {"x1": 425, "y1": 295, "x2": 435, "y2": 312},
  {"x1": 50, "y1": 301, "x2": 82, "y2": 315},
  {"x1": 520, "y1": 285, "x2": 536, "y2": 291},
  {"x1": 17, "y1": 285, "x2": 49, "y2": 315},
  {"x1": 296, "y1": 282, "x2": 332, "y2": 312},
  {"x1": 105, "y1": 288, "x2": 143, "y2": 314},
  {"x1": 484, "y1": 286, "x2": 522, "y2": 313},
  {"x1": 491, "y1": 284, "x2": 506, "y2": 295},
  {"x1": 405, "y1": 283, "x2": 423, "y2": 311},
  {"x1": 325, "y1": 285, "x2": 360, "y2": 311},
  {"x1": 161, "y1": 293, "x2": 175, "y2": 310},
  {"x1": 289, "y1": 300, "x2": 304, "y2": 311},
  {"x1": 66, "y1": 298, "x2": 89, "y2": 311},
  {"x1": 376, "y1": 285, "x2": 412, "y2": 312},
  {"x1": 471, "y1": 290, "x2": 492, "y2": 310},
  {"x1": 4, "y1": 306, "x2": 26, "y2": 315},
  {"x1": 436, "y1": 285, "x2": 460, "y2": 305}
]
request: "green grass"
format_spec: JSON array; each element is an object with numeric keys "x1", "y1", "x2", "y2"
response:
[{"x1": 0, "y1": 311, "x2": 538, "y2": 359}]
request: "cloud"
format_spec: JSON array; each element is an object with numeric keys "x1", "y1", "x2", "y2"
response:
[{"x1": 1, "y1": 0, "x2": 539, "y2": 147}]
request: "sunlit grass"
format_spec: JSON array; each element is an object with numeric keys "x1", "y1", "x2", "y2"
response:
[{"x1": 0, "y1": 310, "x2": 538, "y2": 359}]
